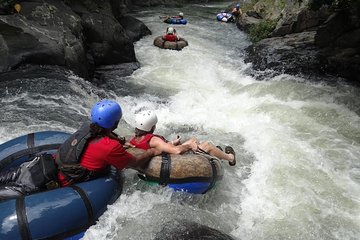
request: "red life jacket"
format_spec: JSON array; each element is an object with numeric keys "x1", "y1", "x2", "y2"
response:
[
  {"x1": 129, "y1": 134, "x2": 167, "y2": 150},
  {"x1": 163, "y1": 34, "x2": 177, "y2": 42}
]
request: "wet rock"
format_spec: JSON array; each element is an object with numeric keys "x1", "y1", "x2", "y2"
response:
[
  {"x1": 272, "y1": 6, "x2": 331, "y2": 37},
  {"x1": 154, "y1": 220, "x2": 236, "y2": 240},
  {"x1": 243, "y1": 0, "x2": 360, "y2": 83},
  {"x1": 314, "y1": 9, "x2": 360, "y2": 82},
  {"x1": 236, "y1": 15, "x2": 261, "y2": 32},
  {"x1": 118, "y1": 15, "x2": 151, "y2": 42},
  {"x1": 245, "y1": 31, "x2": 321, "y2": 76},
  {"x1": 0, "y1": 0, "x2": 150, "y2": 80},
  {"x1": 0, "y1": 0, "x2": 89, "y2": 78}
]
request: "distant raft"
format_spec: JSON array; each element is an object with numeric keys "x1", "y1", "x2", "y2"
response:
[
  {"x1": 137, "y1": 152, "x2": 224, "y2": 194},
  {"x1": 163, "y1": 18, "x2": 187, "y2": 25},
  {"x1": 216, "y1": 12, "x2": 234, "y2": 23},
  {"x1": 153, "y1": 36, "x2": 188, "y2": 51}
]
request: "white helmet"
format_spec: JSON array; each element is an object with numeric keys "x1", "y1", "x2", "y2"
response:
[
  {"x1": 135, "y1": 110, "x2": 158, "y2": 132},
  {"x1": 179, "y1": 12, "x2": 184, "y2": 17},
  {"x1": 167, "y1": 27, "x2": 174, "y2": 34}
]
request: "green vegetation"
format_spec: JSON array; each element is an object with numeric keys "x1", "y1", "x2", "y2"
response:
[{"x1": 248, "y1": 19, "x2": 277, "y2": 42}]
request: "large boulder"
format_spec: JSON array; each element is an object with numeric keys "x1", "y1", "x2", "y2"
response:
[
  {"x1": 244, "y1": 0, "x2": 360, "y2": 83},
  {"x1": 236, "y1": 14, "x2": 262, "y2": 32},
  {"x1": 0, "y1": 0, "x2": 154, "y2": 80},
  {"x1": 272, "y1": 6, "x2": 331, "y2": 37},
  {"x1": 118, "y1": 15, "x2": 151, "y2": 42},
  {"x1": 315, "y1": 9, "x2": 360, "y2": 82},
  {"x1": 245, "y1": 31, "x2": 321, "y2": 76},
  {"x1": 0, "y1": 0, "x2": 89, "y2": 78}
]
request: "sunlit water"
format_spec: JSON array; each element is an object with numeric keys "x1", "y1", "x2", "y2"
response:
[{"x1": 0, "y1": 2, "x2": 359, "y2": 240}]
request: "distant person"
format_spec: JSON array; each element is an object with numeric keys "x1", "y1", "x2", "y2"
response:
[
  {"x1": 231, "y1": 3, "x2": 242, "y2": 17},
  {"x1": 128, "y1": 110, "x2": 236, "y2": 166},
  {"x1": 162, "y1": 27, "x2": 180, "y2": 42},
  {"x1": 173, "y1": 12, "x2": 184, "y2": 19},
  {"x1": 161, "y1": 12, "x2": 184, "y2": 23}
]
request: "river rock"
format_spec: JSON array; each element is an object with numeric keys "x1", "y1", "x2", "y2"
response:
[
  {"x1": 315, "y1": 9, "x2": 360, "y2": 82},
  {"x1": 118, "y1": 15, "x2": 152, "y2": 42},
  {"x1": 245, "y1": 31, "x2": 321, "y2": 76},
  {"x1": 0, "y1": 0, "x2": 152, "y2": 80},
  {"x1": 154, "y1": 219, "x2": 236, "y2": 240},
  {"x1": 0, "y1": 0, "x2": 89, "y2": 78}
]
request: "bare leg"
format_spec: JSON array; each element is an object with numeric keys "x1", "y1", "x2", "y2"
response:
[{"x1": 198, "y1": 142, "x2": 235, "y2": 163}]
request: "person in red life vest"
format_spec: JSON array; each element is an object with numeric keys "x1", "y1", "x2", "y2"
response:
[
  {"x1": 0, "y1": 100, "x2": 161, "y2": 200},
  {"x1": 162, "y1": 27, "x2": 180, "y2": 42},
  {"x1": 56, "y1": 100, "x2": 161, "y2": 186},
  {"x1": 128, "y1": 110, "x2": 236, "y2": 166}
]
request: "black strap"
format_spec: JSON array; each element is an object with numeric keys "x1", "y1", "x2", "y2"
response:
[
  {"x1": 70, "y1": 185, "x2": 95, "y2": 225},
  {"x1": 27, "y1": 133, "x2": 35, "y2": 149},
  {"x1": 159, "y1": 153, "x2": 171, "y2": 185},
  {"x1": 138, "y1": 175, "x2": 218, "y2": 184},
  {"x1": 16, "y1": 197, "x2": 31, "y2": 240},
  {"x1": 193, "y1": 150, "x2": 219, "y2": 194},
  {"x1": 203, "y1": 158, "x2": 217, "y2": 194},
  {"x1": 0, "y1": 144, "x2": 62, "y2": 171}
]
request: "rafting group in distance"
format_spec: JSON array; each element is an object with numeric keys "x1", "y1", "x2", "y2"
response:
[{"x1": 155, "y1": 2, "x2": 242, "y2": 51}]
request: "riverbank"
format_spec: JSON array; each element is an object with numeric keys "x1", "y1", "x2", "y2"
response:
[
  {"x1": 1, "y1": 0, "x2": 359, "y2": 84},
  {"x1": 236, "y1": 0, "x2": 360, "y2": 84}
]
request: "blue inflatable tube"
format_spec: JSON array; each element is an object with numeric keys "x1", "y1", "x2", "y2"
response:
[
  {"x1": 0, "y1": 131, "x2": 123, "y2": 240},
  {"x1": 216, "y1": 12, "x2": 234, "y2": 23},
  {"x1": 164, "y1": 18, "x2": 187, "y2": 25},
  {"x1": 137, "y1": 152, "x2": 224, "y2": 194}
]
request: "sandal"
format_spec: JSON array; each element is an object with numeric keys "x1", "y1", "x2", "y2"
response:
[
  {"x1": 225, "y1": 146, "x2": 236, "y2": 166},
  {"x1": 216, "y1": 145, "x2": 223, "y2": 151}
]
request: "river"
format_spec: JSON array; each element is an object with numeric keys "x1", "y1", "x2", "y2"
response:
[{"x1": 0, "y1": 2, "x2": 359, "y2": 240}]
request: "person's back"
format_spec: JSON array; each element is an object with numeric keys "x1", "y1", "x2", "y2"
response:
[
  {"x1": 162, "y1": 27, "x2": 180, "y2": 42},
  {"x1": 81, "y1": 136, "x2": 130, "y2": 171}
]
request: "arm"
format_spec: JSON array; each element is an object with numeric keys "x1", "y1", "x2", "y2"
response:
[
  {"x1": 170, "y1": 136, "x2": 181, "y2": 146},
  {"x1": 126, "y1": 147, "x2": 161, "y2": 168},
  {"x1": 149, "y1": 136, "x2": 196, "y2": 154}
]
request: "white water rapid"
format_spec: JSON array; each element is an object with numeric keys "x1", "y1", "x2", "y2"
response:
[{"x1": 0, "y1": 2, "x2": 359, "y2": 240}]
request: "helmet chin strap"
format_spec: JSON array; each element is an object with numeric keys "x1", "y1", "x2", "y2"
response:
[
  {"x1": 112, "y1": 120, "x2": 120, "y2": 131},
  {"x1": 150, "y1": 125, "x2": 156, "y2": 133}
]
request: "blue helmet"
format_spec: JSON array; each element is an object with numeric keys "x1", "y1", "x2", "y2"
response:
[
  {"x1": 91, "y1": 100, "x2": 122, "y2": 129},
  {"x1": 236, "y1": 3, "x2": 240, "y2": 9}
]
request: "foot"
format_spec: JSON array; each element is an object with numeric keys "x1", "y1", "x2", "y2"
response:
[{"x1": 225, "y1": 146, "x2": 236, "y2": 166}]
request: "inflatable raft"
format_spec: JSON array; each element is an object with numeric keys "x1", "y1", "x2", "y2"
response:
[
  {"x1": 153, "y1": 36, "x2": 188, "y2": 51},
  {"x1": 216, "y1": 12, "x2": 234, "y2": 23},
  {"x1": 137, "y1": 152, "x2": 224, "y2": 194},
  {"x1": 163, "y1": 18, "x2": 187, "y2": 25},
  {"x1": 0, "y1": 131, "x2": 123, "y2": 240}
]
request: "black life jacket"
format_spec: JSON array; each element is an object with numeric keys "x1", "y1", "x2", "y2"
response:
[{"x1": 55, "y1": 121, "x2": 95, "y2": 183}]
